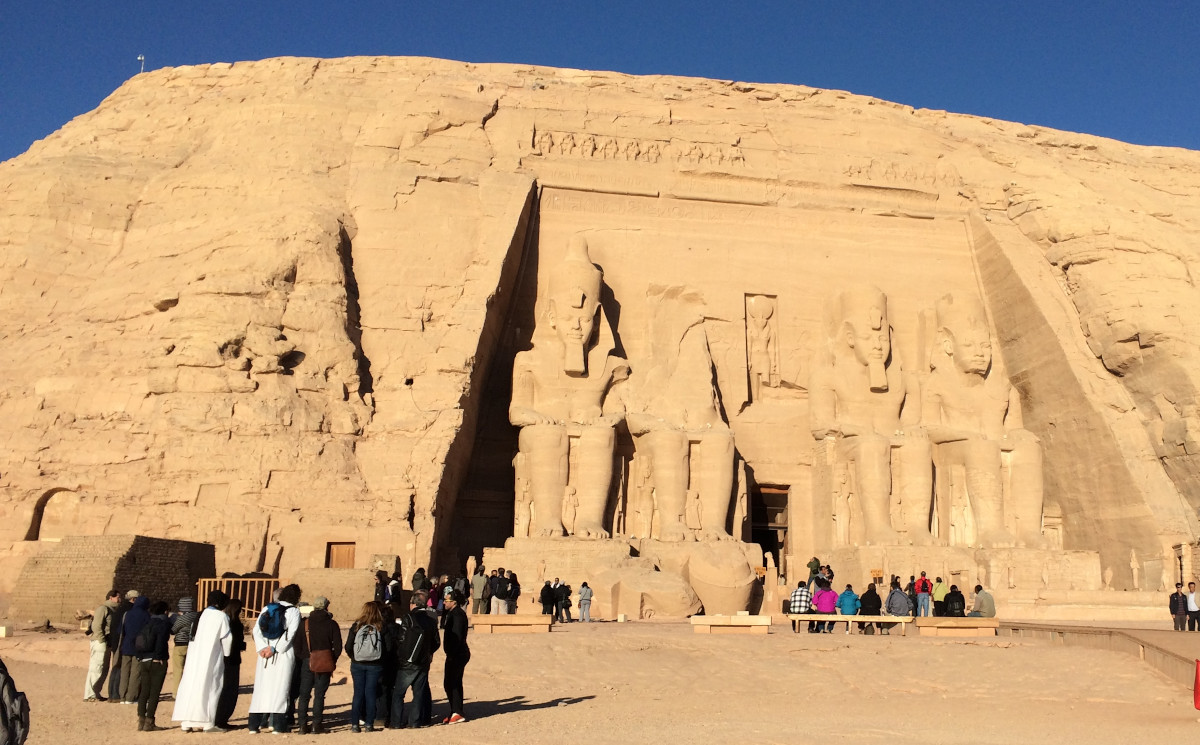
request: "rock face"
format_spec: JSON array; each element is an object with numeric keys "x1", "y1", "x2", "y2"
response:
[{"x1": 1, "y1": 56, "x2": 1199, "y2": 599}]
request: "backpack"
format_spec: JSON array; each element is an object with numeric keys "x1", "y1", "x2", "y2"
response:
[
  {"x1": 396, "y1": 616, "x2": 430, "y2": 667},
  {"x1": 493, "y1": 578, "x2": 511, "y2": 600},
  {"x1": 134, "y1": 622, "x2": 156, "y2": 655},
  {"x1": 257, "y1": 603, "x2": 287, "y2": 641},
  {"x1": 0, "y1": 657, "x2": 30, "y2": 745},
  {"x1": 353, "y1": 624, "x2": 381, "y2": 662}
]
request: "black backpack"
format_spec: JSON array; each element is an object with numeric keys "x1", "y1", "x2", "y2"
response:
[
  {"x1": 0, "y1": 657, "x2": 29, "y2": 745},
  {"x1": 395, "y1": 615, "x2": 431, "y2": 667},
  {"x1": 134, "y1": 622, "x2": 156, "y2": 655},
  {"x1": 493, "y1": 578, "x2": 511, "y2": 600}
]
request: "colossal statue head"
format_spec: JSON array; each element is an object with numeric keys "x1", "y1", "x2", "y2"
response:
[
  {"x1": 934, "y1": 294, "x2": 992, "y2": 377},
  {"x1": 547, "y1": 235, "x2": 603, "y2": 375},
  {"x1": 834, "y1": 286, "x2": 890, "y2": 391}
]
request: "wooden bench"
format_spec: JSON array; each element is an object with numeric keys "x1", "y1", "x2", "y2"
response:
[
  {"x1": 914, "y1": 616, "x2": 999, "y2": 637},
  {"x1": 784, "y1": 614, "x2": 916, "y2": 636},
  {"x1": 470, "y1": 614, "x2": 553, "y2": 634},
  {"x1": 690, "y1": 614, "x2": 772, "y2": 635}
]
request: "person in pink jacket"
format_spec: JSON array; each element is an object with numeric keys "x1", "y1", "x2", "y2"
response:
[{"x1": 810, "y1": 579, "x2": 839, "y2": 634}]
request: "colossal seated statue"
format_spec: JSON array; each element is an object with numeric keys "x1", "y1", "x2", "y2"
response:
[
  {"x1": 920, "y1": 293, "x2": 1043, "y2": 548},
  {"x1": 626, "y1": 287, "x2": 735, "y2": 543},
  {"x1": 509, "y1": 236, "x2": 629, "y2": 538},
  {"x1": 809, "y1": 286, "x2": 932, "y2": 545}
]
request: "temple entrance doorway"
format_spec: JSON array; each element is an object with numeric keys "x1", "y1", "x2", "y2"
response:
[
  {"x1": 750, "y1": 484, "x2": 789, "y2": 569},
  {"x1": 325, "y1": 542, "x2": 356, "y2": 569}
]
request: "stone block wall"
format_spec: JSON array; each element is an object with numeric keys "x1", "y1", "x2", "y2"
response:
[{"x1": 9, "y1": 535, "x2": 216, "y2": 623}]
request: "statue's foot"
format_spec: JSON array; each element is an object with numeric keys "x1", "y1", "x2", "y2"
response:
[
  {"x1": 907, "y1": 532, "x2": 938, "y2": 547},
  {"x1": 865, "y1": 528, "x2": 907, "y2": 546},
  {"x1": 573, "y1": 522, "x2": 610, "y2": 540},
  {"x1": 534, "y1": 527, "x2": 565, "y2": 538},
  {"x1": 697, "y1": 529, "x2": 731, "y2": 542}
]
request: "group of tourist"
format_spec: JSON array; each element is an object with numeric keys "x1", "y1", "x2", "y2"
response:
[
  {"x1": 791, "y1": 558, "x2": 995, "y2": 634},
  {"x1": 83, "y1": 588, "x2": 245, "y2": 731},
  {"x1": 536, "y1": 578, "x2": 593, "y2": 622},
  {"x1": 84, "y1": 581, "x2": 471, "y2": 732},
  {"x1": 465, "y1": 565, "x2": 524, "y2": 615},
  {"x1": 1167, "y1": 581, "x2": 1200, "y2": 631}
]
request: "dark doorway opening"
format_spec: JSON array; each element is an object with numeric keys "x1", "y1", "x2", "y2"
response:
[{"x1": 750, "y1": 485, "x2": 789, "y2": 569}]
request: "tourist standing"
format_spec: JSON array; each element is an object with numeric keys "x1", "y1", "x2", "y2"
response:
[
  {"x1": 168, "y1": 597, "x2": 198, "y2": 696},
  {"x1": 806, "y1": 557, "x2": 821, "y2": 589},
  {"x1": 346, "y1": 601, "x2": 388, "y2": 733},
  {"x1": 297, "y1": 596, "x2": 342, "y2": 734},
  {"x1": 578, "y1": 582, "x2": 594, "y2": 622},
  {"x1": 470, "y1": 566, "x2": 488, "y2": 614},
  {"x1": 1170, "y1": 582, "x2": 1188, "y2": 631},
  {"x1": 555, "y1": 582, "x2": 573, "y2": 623},
  {"x1": 173, "y1": 591, "x2": 233, "y2": 733},
  {"x1": 388, "y1": 572, "x2": 404, "y2": 602},
  {"x1": 107, "y1": 590, "x2": 135, "y2": 703},
  {"x1": 481, "y1": 570, "x2": 495, "y2": 614},
  {"x1": 539, "y1": 581, "x2": 555, "y2": 615},
  {"x1": 507, "y1": 572, "x2": 521, "y2": 614},
  {"x1": 904, "y1": 576, "x2": 918, "y2": 617},
  {"x1": 787, "y1": 581, "x2": 812, "y2": 633},
  {"x1": 1187, "y1": 582, "x2": 1199, "y2": 630},
  {"x1": 858, "y1": 583, "x2": 882, "y2": 634},
  {"x1": 388, "y1": 593, "x2": 439, "y2": 729},
  {"x1": 490, "y1": 569, "x2": 510, "y2": 615},
  {"x1": 914, "y1": 572, "x2": 933, "y2": 617},
  {"x1": 213, "y1": 599, "x2": 245, "y2": 730},
  {"x1": 931, "y1": 576, "x2": 949, "y2": 617},
  {"x1": 119, "y1": 595, "x2": 151, "y2": 703},
  {"x1": 247, "y1": 583, "x2": 303, "y2": 734},
  {"x1": 440, "y1": 590, "x2": 470, "y2": 724},
  {"x1": 412, "y1": 568, "x2": 432, "y2": 592},
  {"x1": 374, "y1": 571, "x2": 390, "y2": 604},
  {"x1": 968, "y1": 585, "x2": 996, "y2": 618},
  {"x1": 135, "y1": 601, "x2": 172, "y2": 731},
  {"x1": 84, "y1": 590, "x2": 120, "y2": 702}
]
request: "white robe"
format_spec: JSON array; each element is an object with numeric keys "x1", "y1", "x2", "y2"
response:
[
  {"x1": 248, "y1": 601, "x2": 301, "y2": 714},
  {"x1": 172, "y1": 607, "x2": 232, "y2": 728}
]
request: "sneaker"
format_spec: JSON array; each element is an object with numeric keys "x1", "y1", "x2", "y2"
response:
[
  {"x1": 204, "y1": 726, "x2": 230, "y2": 733},
  {"x1": 447, "y1": 714, "x2": 467, "y2": 724},
  {"x1": 350, "y1": 725, "x2": 361, "y2": 733}
]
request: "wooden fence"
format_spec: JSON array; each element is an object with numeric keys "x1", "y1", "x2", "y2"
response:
[{"x1": 196, "y1": 578, "x2": 280, "y2": 621}]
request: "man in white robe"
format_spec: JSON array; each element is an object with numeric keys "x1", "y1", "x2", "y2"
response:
[
  {"x1": 172, "y1": 591, "x2": 232, "y2": 732},
  {"x1": 247, "y1": 583, "x2": 303, "y2": 734}
]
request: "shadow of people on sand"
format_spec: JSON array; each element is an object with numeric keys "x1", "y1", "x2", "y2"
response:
[{"x1": 467, "y1": 695, "x2": 596, "y2": 720}]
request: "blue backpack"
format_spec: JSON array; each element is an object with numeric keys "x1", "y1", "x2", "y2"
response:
[{"x1": 257, "y1": 603, "x2": 287, "y2": 641}]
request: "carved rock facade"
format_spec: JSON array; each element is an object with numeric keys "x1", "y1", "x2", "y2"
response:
[{"x1": 2, "y1": 57, "x2": 1199, "y2": 617}]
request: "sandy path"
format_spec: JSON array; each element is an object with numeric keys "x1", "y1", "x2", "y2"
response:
[{"x1": 3, "y1": 621, "x2": 1196, "y2": 744}]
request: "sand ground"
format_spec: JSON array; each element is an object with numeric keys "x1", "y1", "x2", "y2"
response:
[{"x1": 3, "y1": 619, "x2": 1197, "y2": 745}]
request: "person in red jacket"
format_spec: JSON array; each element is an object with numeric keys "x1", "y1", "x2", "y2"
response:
[{"x1": 914, "y1": 571, "x2": 933, "y2": 617}]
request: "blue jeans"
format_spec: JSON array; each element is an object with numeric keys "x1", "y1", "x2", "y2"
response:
[
  {"x1": 388, "y1": 665, "x2": 428, "y2": 728},
  {"x1": 917, "y1": 593, "x2": 931, "y2": 617},
  {"x1": 350, "y1": 663, "x2": 382, "y2": 727}
]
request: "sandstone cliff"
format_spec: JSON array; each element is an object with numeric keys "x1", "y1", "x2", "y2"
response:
[{"x1": 1, "y1": 56, "x2": 1198, "y2": 587}]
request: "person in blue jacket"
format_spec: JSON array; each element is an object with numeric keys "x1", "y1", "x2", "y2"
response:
[{"x1": 836, "y1": 584, "x2": 861, "y2": 634}]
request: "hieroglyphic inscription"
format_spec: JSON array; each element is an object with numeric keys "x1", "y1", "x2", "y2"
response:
[
  {"x1": 530, "y1": 129, "x2": 746, "y2": 168},
  {"x1": 843, "y1": 158, "x2": 962, "y2": 188}
]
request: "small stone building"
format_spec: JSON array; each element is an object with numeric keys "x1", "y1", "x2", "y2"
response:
[{"x1": 9, "y1": 535, "x2": 216, "y2": 624}]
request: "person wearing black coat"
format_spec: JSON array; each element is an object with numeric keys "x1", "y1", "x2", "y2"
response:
[
  {"x1": 120, "y1": 595, "x2": 151, "y2": 703},
  {"x1": 296, "y1": 598, "x2": 343, "y2": 734},
  {"x1": 944, "y1": 586, "x2": 967, "y2": 617},
  {"x1": 554, "y1": 583, "x2": 573, "y2": 623},
  {"x1": 439, "y1": 591, "x2": 470, "y2": 724},
  {"x1": 107, "y1": 592, "x2": 134, "y2": 702},
  {"x1": 374, "y1": 603, "x2": 402, "y2": 729},
  {"x1": 214, "y1": 599, "x2": 247, "y2": 730},
  {"x1": 539, "y1": 582, "x2": 555, "y2": 615},
  {"x1": 135, "y1": 601, "x2": 172, "y2": 731},
  {"x1": 857, "y1": 583, "x2": 883, "y2": 634}
]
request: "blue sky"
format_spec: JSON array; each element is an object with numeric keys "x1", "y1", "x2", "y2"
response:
[{"x1": 3, "y1": 2, "x2": 1198, "y2": 163}]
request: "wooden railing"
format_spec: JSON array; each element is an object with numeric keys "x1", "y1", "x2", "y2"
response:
[{"x1": 196, "y1": 578, "x2": 280, "y2": 621}]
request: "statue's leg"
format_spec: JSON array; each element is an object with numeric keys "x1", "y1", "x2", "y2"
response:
[
  {"x1": 572, "y1": 425, "x2": 616, "y2": 539},
  {"x1": 697, "y1": 428, "x2": 735, "y2": 541},
  {"x1": 1005, "y1": 431, "x2": 1045, "y2": 547},
  {"x1": 644, "y1": 429, "x2": 690, "y2": 542},
  {"x1": 520, "y1": 424, "x2": 568, "y2": 537},
  {"x1": 896, "y1": 432, "x2": 935, "y2": 545},
  {"x1": 963, "y1": 440, "x2": 1014, "y2": 547},
  {"x1": 845, "y1": 434, "x2": 903, "y2": 545}
]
